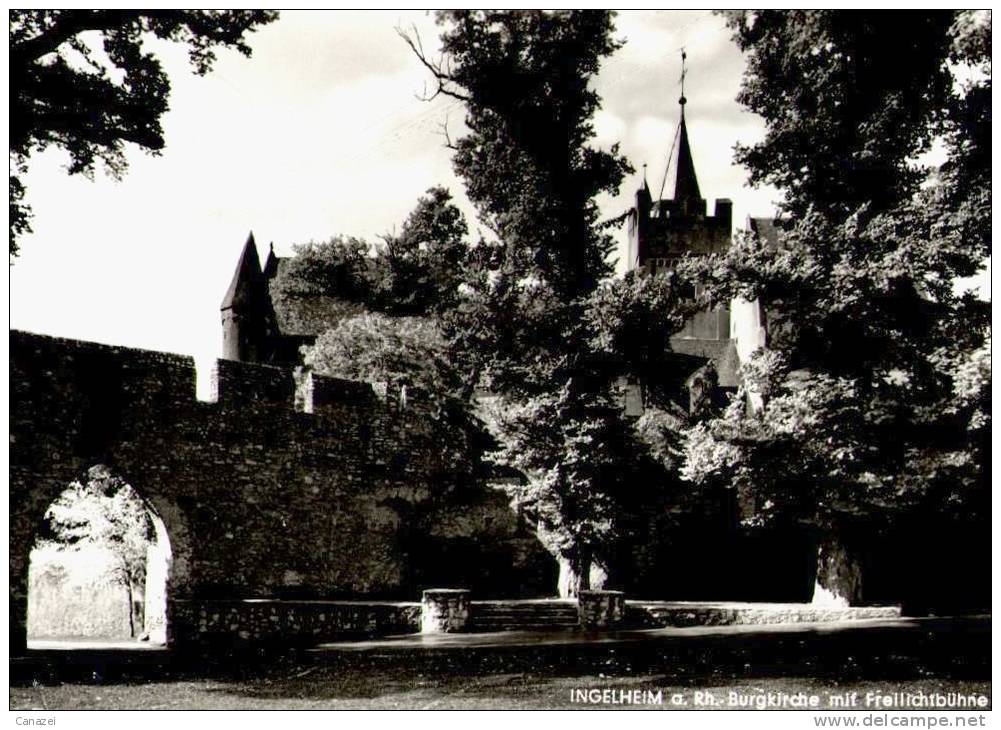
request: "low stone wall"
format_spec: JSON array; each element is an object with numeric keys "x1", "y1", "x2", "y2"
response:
[
  {"x1": 624, "y1": 601, "x2": 901, "y2": 629},
  {"x1": 165, "y1": 597, "x2": 906, "y2": 647},
  {"x1": 155, "y1": 594, "x2": 915, "y2": 648},
  {"x1": 170, "y1": 599, "x2": 420, "y2": 648}
]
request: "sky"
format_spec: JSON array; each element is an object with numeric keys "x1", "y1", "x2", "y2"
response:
[{"x1": 9, "y1": 10, "x2": 784, "y2": 365}]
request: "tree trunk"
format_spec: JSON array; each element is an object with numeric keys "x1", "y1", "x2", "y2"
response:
[
  {"x1": 124, "y1": 580, "x2": 135, "y2": 638},
  {"x1": 812, "y1": 534, "x2": 863, "y2": 606},
  {"x1": 132, "y1": 583, "x2": 145, "y2": 638},
  {"x1": 556, "y1": 550, "x2": 608, "y2": 598}
]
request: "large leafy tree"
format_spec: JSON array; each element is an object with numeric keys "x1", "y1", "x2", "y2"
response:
[
  {"x1": 372, "y1": 186, "x2": 470, "y2": 316},
  {"x1": 405, "y1": 11, "x2": 629, "y2": 301},
  {"x1": 403, "y1": 11, "x2": 633, "y2": 397},
  {"x1": 36, "y1": 465, "x2": 155, "y2": 637},
  {"x1": 271, "y1": 187, "x2": 471, "y2": 324},
  {"x1": 485, "y1": 270, "x2": 696, "y2": 595},
  {"x1": 271, "y1": 236, "x2": 374, "y2": 305},
  {"x1": 303, "y1": 312, "x2": 461, "y2": 396},
  {"x1": 727, "y1": 10, "x2": 955, "y2": 220},
  {"x1": 405, "y1": 11, "x2": 694, "y2": 594},
  {"x1": 9, "y1": 9, "x2": 277, "y2": 256},
  {"x1": 683, "y1": 11, "x2": 991, "y2": 605}
]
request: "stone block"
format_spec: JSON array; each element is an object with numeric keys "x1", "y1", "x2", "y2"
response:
[
  {"x1": 421, "y1": 589, "x2": 471, "y2": 633},
  {"x1": 578, "y1": 590, "x2": 625, "y2": 629}
]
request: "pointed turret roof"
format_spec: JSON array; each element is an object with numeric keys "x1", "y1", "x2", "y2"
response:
[
  {"x1": 672, "y1": 108, "x2": 702, "y2": 205},
  {"x1": 221, "y1": 232, "x2": 263, "y2": 310},
  {"x1": 262, "y1": 242, "x2": 280, "y2": 279}
]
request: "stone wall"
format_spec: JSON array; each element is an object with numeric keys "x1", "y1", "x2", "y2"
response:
[
  {"x1": 170, "y1": 599, "x2": 421, "y2": 648},
  {"x1": 641, "y1": 213, "x2": 731, "y2": 259},
  {"x1": 10, "y1": 330, "x2": 555, "y2": 652}
]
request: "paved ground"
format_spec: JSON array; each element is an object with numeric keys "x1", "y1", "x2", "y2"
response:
[
  {"x1": 11, "y1": 615, "x2": 990, "y2": 710},
  {"x1": 20, "y1": 615, "x2": 976, "y2": 655},
  {"x1": 312, "y1": 615, "x2": 934, "y2": 652},
  {"x1": 27, "y1": 638, "x2": 166, "y2": 651}
]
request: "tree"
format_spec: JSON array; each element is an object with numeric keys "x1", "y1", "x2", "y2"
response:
[
  {"x1": 725, "y1": 10, "x2": 955, "y2": 221},
  {"x1": 404, "y1": 11, "x2": 681, "y2": 595},
  {"x1": 37, "y1": 465, "x2": 155, "y2": 637},
  {"x1": 303, "y1": 312, "x2": 462, "y2": 396},
  {"x1": 682, "y1": 11, "x2": 991, "y2": 606},
  {"x1": 372, "y1": 186, "x2": 470, "y2": 316},
  {"x1": 484, "y1": 271, "x2": 697, "y2": 595},
  {"x1": 404, "y1": 11, "x2": 630, "y2": 298},
  {"x1": 271, "y1": 188, "x2": 471, "y2": 325},
  {"x1": 270, "y1": 236, "x2": 374, "y2": 306},
  {"x1": 9, "y1": 9, "x2": 277, "y2": 256},
  {"x1": 403, "y1": 11, "x2": 633, "y2": 394},
  {"x1": 302, "y1": 313, "x2": 484, "y2": 500}
]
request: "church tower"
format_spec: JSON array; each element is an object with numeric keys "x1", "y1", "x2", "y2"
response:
[
  {"x1": 626, "y1": 54, "x2": 740, "y2": 400},
  {"x1": 627, "y1": 57, "x2": 732, "y2": 278}
]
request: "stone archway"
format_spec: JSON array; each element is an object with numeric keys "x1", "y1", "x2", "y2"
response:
[{"x1": 26, "y1": 465, "x2": 172, "y2": 647}]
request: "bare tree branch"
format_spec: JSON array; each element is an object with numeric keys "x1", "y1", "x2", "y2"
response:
[
  {"x1": 396, "y1": 23, "x2": 471, "y2": 103},
  {"x1": 439, "y1": 115, "x2": 457, "y2": 151}
]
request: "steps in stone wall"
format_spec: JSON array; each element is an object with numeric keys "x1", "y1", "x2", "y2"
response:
[{"x1": 469, "y1": 600, "x2": 579, "y2": 632}]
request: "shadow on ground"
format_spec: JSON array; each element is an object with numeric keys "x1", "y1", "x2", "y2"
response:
[{"x1": 10, "y1": 617, "x2": 992, "y2": 709}]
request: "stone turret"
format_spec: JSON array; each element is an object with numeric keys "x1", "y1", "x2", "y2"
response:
[{"x1": 220, "y1": 233, "x2": 278, "y2": 362}]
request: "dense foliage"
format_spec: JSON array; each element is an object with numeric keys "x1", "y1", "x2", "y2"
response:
[
  {"x1": 372, "y1": 186, "x2": 470, "y2": 316},
  {"x1": 404, "y1": 11, "x2": 695, "y2": 594},
  {"x1": 303, "y1": 312, "x2": 461, "y2": 396},
  {"x1": 9, "y1": 9, "x2": 277, "y2": 255},
  {"x1": 271, "y1": 236, "x2": 373, "y2": 305},
  {"x1": 725, "y1": 10, "x2": 956, "y2": 220},
  {"x1": 271, "y1": 187, "x2": 471, "y2": 320},
  {"x1": 682, "y1": 10, "x2": 991, "y2": 603}
]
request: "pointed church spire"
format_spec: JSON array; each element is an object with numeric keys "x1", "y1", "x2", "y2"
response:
[
  {"x1": 673, "y1": 109, "x2": 702, "y2": 205},
  {"x1": 672, "y1": 49, "x2": 702, "y2": 210},
  {"x1": 221, "y1": 231, "x2": 263, "y2": 310}
]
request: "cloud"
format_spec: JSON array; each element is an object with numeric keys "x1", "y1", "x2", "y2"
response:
[
  {"x1": 208, "y1": 11, "x2": 442, "y2": 97},
  {"x1": 11, "y1": 10, "x2": 780, "y2": 360},
  {"x1": 592, "y1": 110, "x2": 627, "y2": 148}
]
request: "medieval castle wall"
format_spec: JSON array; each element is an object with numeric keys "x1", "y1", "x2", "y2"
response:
[{"x1": 9, "y1": 330, "x2": 555, "y2": 650}]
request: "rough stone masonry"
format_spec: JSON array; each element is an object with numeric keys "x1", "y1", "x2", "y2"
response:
[{"x1": 9, "y1": 330, "x2": 555, "y2": 652}]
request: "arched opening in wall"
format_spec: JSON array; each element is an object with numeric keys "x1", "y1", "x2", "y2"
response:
[{"x1": 27, "y1": 465, "x2": 172, "y2": 648}]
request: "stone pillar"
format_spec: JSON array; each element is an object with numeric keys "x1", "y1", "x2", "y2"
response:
[
  {"x1": 421, "y1": 589, "x2": 471, "y2": 633},
  {"x1": 578, "y1": 590, "x2": 625, "y2": 630}
]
